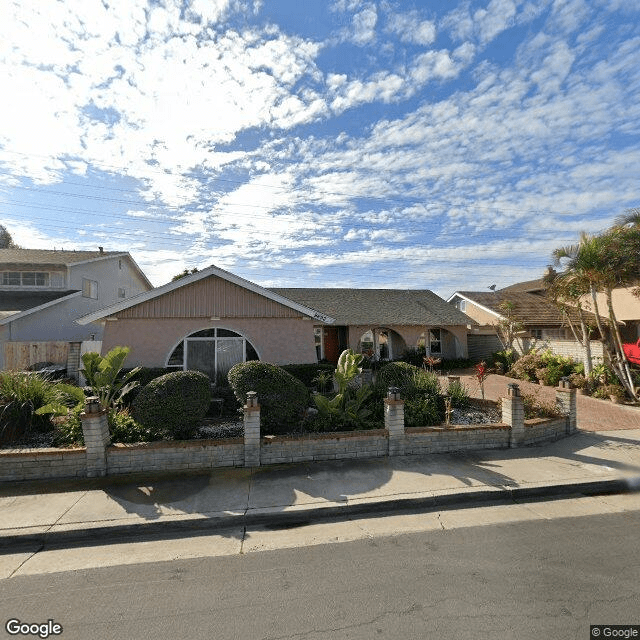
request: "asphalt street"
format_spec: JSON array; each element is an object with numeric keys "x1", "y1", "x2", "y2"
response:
[{"x1": 2, "y1": 505, "x2": 639, "y2": 640}]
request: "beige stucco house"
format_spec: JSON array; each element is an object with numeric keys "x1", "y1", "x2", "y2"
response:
[{"x1": 79, "y1": 267, "x2": 474, "y2": 382}]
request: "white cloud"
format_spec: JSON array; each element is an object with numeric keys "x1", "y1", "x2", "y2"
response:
[
  {"x1": 352, "y1": 5, "x2": 378, "y2": 45},
  {"x1": 386, "y1": 11, "x2": 436, "y2": 45}
]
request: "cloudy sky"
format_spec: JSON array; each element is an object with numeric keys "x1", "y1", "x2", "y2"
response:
[{"x1": 1, "y1": 0, "x2": 639, "y2": 296}]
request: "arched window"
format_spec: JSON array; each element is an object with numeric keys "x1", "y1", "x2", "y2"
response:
[{"x1": 167, "y1": 328, "x2": 259, "y2": 384}]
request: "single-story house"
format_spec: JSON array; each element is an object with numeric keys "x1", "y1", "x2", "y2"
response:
[
  {"x1": 270, "y1": 288, "x2": 474, "y2": 363},
  {"x1": 448, "y1": 278, "x2": 604, "y2": 363},
  {"x1": 78, "y1": 266, "x2": 474, "y2": 382}
]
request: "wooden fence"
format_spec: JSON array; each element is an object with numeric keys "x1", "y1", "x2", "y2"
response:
[{"x1": 3, "y1": 341, "x2": 69, "y2": 370}]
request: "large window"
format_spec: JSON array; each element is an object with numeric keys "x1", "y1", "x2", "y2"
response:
[
  {"x1": 1, "y1": 271, "x2": 50, "y2": 286},
  {"x1": 167, "y1": 328, "x2": 259, "y2": 384}
]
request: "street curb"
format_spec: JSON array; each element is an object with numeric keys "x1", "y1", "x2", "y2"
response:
[{"x1": 1, "y1": 477, "x2": 636, "y2": 550}]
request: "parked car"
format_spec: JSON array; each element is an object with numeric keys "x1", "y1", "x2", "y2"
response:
[
  {"x1": 27, "y1": 362, "x2": 68, "y2": 380},
  {"x1": 623, "y1": 339, "x2": 640, "y2": 366}
]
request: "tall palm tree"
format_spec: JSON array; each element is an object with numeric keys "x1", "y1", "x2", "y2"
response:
[
  {"x1": 544, "y1": 263, "x2": 594, "y2": 376},
  {"x1": 552, "y1": 220, "x2": 640, "y2": 400}
]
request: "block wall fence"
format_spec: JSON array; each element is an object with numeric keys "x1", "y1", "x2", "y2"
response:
[{"x1": 0, "y1": 383, "x2": 577, "y2": 483}]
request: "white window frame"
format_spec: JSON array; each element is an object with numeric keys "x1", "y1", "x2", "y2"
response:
[
  {"x1": 165, "y1": 328, "x2": 259, "y2": 373},
  {"x1": 1, "y1": 271, "x2": 50, "y2": 287}
]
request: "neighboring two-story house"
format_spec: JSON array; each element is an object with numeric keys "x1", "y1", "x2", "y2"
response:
[{"x1": 0, "y1": 248, "x2": 152, "y2": 373}]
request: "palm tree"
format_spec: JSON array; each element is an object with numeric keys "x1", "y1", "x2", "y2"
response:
[
  {"x1": 544, "y1": 263, "x2": 594, "y2": 376},
  {"x1": 551, "y1": 218, "x2": 640, "y2": 400}
]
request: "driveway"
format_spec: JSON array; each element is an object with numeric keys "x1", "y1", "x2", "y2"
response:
[{"x1": 454, "y1": 371, "x2": 640, "y2": 431}]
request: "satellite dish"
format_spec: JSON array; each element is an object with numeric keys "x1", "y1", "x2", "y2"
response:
[{"x1": 488, "y1": 284, "x2": 497, "y2": 291}]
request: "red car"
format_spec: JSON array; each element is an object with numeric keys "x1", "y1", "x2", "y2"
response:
[{"x1": 623, "y1": 339, "x2": 640, "y2": 366}]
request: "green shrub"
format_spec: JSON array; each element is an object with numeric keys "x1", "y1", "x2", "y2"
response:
[
  {"x1": 374, "y1": 362, "x2": 444, "y2": 426},
  {"x1": 228, "y1": 361, "x2": 309, "y2": 435},
  {"x1": 119, "y1": 367, "x2": 175, "y2": 405},
  {"x1": 522, "y1": 392, "x2": 563, "y2": 419},
  {"x1": 108, "y1": 409, "x2": 163, "y2": 443},
  {"x1": 52, "y1": 407, "x2": 84, "y2": 447},
  {"x1": 493, "y1": 349, "x2": 516, "y2": 372},
  {"x1": 404, "y1": 394, "x2": 445, "y2": 427},
  {"x1": 0, "y1": 371, "x2": 63, "y2": 442},
  {"x1": 508, "y1": 350, "x2": 545, "y2": 381},
  {"x1": 399, "y1": 346, "x2": 426, "y2": 367},
  {"x1": 281, "y1": 363, "x2": 335, "y2": 388},
  {"x1": 375, "y1": 362, "x2": 440, "y2": 399},
  {"x1": 132, "y1": 370, "x2": 211, "y2": 440},
  {"x1": 445, "y1": 379, "x2": 470, "y2": 408}
]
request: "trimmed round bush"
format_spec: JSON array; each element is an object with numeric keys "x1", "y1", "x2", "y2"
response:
[
  {"x1": 227, "y1": 361, "x2": 309, "y2": 435},
  {"x1": 132, "y1": 370, "x2": 211, "y2": 440}
]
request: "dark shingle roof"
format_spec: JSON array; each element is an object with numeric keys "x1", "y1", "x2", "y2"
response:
[
  {"x1": 0, "y1": 290, "x2": 79, "y2": 315},
  {"x1": 270, "y1": 288, "x2": 475, "y2": 326},
  {"x1": 0, "y1": 249, "x2": 121, "y2": 268},
  {"x1": 457, "y1": 290, "x2": 595, "y2": 327}
]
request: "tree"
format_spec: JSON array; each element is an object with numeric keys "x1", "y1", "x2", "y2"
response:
[
  {"x1": 171, "y1": 267, "x2": 199, "y2": 281},
  {"x1": 495, "y1": 300, "x2": 524, "y2": 351},
  {"x1": 0, "y1": 225, "x2": 18, "y2": 248},
  {"x1": 551, "y1": 214, "x2": 640, "y2": 400},
  {"x1": 544, "y1": 257, "x2": 595, "y2": 376}
]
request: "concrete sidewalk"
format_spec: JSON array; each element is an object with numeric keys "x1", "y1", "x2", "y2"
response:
[{"x1": 1, "y1": 428, "x2": 639, "y2": 549}]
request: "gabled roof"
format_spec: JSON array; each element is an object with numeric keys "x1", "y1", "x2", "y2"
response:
[
  {"x1": 78, "y1": 265, "x2": 336, "y2": 325},
  {"x1": 451, "y1": 290, "x2": 595, "y2": 327},
  {"x1": 0, "y1": 248, "x2": 153, "y2": 289},
  {"x1": 270, "y1": 288, "x2": 475, "y2": 326}
]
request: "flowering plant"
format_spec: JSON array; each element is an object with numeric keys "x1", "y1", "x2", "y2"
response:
[{"x1": 474, "y1": 361, "x2": 491, "y2": 400}]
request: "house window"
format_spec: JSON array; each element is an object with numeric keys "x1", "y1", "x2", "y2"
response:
[
  {"x1": 118, "y1": 288, "x2": 126, "y2": 299},
  {"x1": 166, "y1": 328, "x2": 259, "y2": 384},
  {"x1": 429, "y1": 328, "x2": 442, "y2": 354},
  {"x1": 1, "y1": 271, "x2": 49, "y2": 286},
  {"x1": 459, "y1": 300, "x2": 466, "y2": 311},
  {"x1": 2, "y1": 272, "x2": 20, "y2": 286},
  {"x1": 82, "y1": 278, "x2": 98, "y2": 299},
  {"x1": 531, "y1": 329, "x2": 543, "y2": 340}
]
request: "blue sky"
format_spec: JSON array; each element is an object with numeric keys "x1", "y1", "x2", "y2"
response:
[{"x1": 1, "y1": 0, "x2": 639, "y2": 297}]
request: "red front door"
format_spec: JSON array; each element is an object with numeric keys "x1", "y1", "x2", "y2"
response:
[{"x1": 323, "y1": 327, "x2": 340, "y2": 364}]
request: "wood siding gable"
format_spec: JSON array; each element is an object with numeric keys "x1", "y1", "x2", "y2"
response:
[{"x1": 117, "y1": 275, "x2": 304, "y2": 319}]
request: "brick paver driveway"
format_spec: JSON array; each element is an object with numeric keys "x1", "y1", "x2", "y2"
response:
[{"x1": 455, "y1": 371, "x2": 640, "y2": 431}]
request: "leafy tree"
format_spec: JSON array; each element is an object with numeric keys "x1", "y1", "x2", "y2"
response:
[
  {"x1": 495, "y1": 300, "x2": 524, "y2": 351},
  {"x1": 0, "y1": 225, "x2": 18, "y2": 248},
  {"x1": 171, "y1": 267, "x2": 199, "y2": 281}
]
